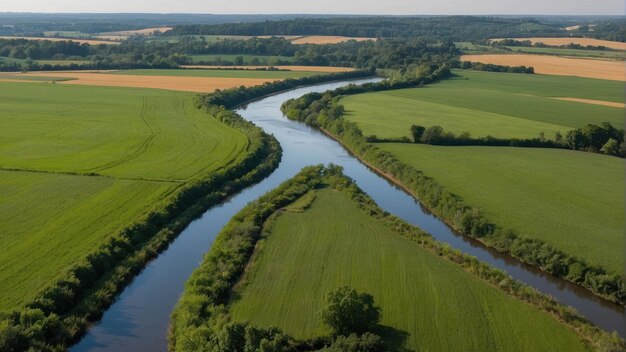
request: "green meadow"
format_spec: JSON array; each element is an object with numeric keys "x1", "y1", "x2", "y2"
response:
[
  {"x1": 114, "y1": 68, "x2": 318, "y2": 79},
  {"x1": 0, "y1": 81, "x2": 249, "y2": 310},
  {"x1": 229, "y1": 189, "x2": 589, "y2": 351},
  {"x1": 341, "y1": 70, "x2": 624, "y2": 140},
  {"x1": 377, "y1": 144, "x2": 625, "y2": 274},
  {"x1": 455, "y1": 42, "x2": 626, "y2": 60}
]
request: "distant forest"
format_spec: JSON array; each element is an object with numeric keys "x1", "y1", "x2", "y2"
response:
[{"x1": 167, "y1": 16, "x2": 626, "y2": 42}]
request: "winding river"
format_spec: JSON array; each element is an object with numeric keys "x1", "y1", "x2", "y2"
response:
[{"x1": 72, "y1": 79, "x2": 625, "y2": 351}]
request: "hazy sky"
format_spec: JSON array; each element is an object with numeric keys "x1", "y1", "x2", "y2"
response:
[{"x1": 1, "y1": 0, "x2": 623, "y2": 16}]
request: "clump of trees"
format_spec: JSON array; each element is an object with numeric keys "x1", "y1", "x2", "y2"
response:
[
  {"x1": 406, "y1": 123, "x2": 625, "y2": 158},
  {"x1": 454, "y1": 60, "x2": 534, "y2": 74},
  {"x1": 565, "y1": 122, "x2": 625, "y2": 156}
]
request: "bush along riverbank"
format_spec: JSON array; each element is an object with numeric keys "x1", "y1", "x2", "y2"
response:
[
  {"x1": 280, "y1": 81, "x2": 626, "y2": 308},
  {"x1": 169, "y1": 164, "x2": 624, "y2": 352}
]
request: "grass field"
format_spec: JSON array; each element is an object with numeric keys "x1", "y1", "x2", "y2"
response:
[
  {"x1": 190, "y1": 54, "x2": 296, "y2": 64},
  {"x1": 377, "y1": 144, "x2": 625, "y2": 274},
  {"x1": 229, "y1": 189, "x2": 589, "y2": 351},
  {"x1": 113, "y1": 68, "x2": 319, "y2": 79},
  {"x1": 341, "y1": 70, "x2": 624, "y2": 140},
  {"x1": 455, "y1": 42, "x2": 626, "y2": 60},
  {"x1": 0, "y1": 81, "x2": 249, "y2": 310}
]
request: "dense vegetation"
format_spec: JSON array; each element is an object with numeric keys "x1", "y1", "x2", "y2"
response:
[
  {"x1": 0, "y1": 35, "x2": 457, "y2": 71},
  {"x1": 280, "y1": 78, "x2": 626, "y2": 306},
  {"x1": 168, "y1": 16, "x2": 563, "y2": 41},
  {"x1": 0, "y1": 13, "x2": 324, "y2": 36},
  {"x1": 171, "y1": 165, "x2": 623, "y2": 351}
]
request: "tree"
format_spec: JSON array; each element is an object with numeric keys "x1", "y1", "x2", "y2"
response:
[
  {"x1": 565, "y1": 129, "x2": 585, "y2": 150},
  {"x1": 410, "y1": 125, "x2": 426, "y2": 143},
  {"x1": 555, "y1": 131, "x2": 563, "y2": 144},
  {"x1": 420, "y1": 125, "x2": 445, "y2": 144},
  {"x1": 234, "y1": 56, "x2": 244, "y2": 65},
  {"x1": 601, "y1": 138, "x2": 621, "y2": 156},
  {"x1": 324, "y1": 333, "x2": 385, "y2": 352},
  {"x1": 320, "y1": 286, "x2": 381, "y2": 336},
  {"x1": 582, "y1": 124, "x2": 609, "y2": 150}
]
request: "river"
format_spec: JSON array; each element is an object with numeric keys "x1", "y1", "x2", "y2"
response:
[{"x1": 72, "y1": 78, "x2": 625, "y2": 351}]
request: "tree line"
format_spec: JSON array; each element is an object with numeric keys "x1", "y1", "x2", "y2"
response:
[
  {"x1": 401, "y1": 123, "x2": 625, "y2": 158},
  {"x1": 167, "y1": 16, "x2": 570, "y2": 42}
]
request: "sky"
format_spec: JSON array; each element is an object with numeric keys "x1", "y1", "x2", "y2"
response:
[{"x1": 0, "y1": 0, "x2": 624, "y2": 16}]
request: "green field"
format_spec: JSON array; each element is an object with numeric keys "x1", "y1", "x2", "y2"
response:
[
  {"x1": 0, "y1": 81, "x2": 249, "y2": 310},
  {"x1": 377, "y1": 144, "x2": 625, "y2": 274},
  {"x1": 455, "y1": 42, "x2": 626, "y2": 60},
  {"x1": 341, "y1": 70, "x2": 624, "y2": 140},
  {"x1": 190, "y1": 54, "x2": 295, "y2": 64},
  {"x1": 114, "y1": 68, "x2": 318, "y2": 79},
  {"x1": 229, "y1": 189, "x2": 589, "y2": 351}
]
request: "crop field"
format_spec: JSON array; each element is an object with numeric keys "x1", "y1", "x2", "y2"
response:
[
  {"x1": 504, "y1": 46, "x2": 626, "y2": 60},
  {"x1": 461, "y1": 54, "x2": 625, "y2": 81},
  {"x1": 290, "y1": 35, "x2": 375, "y2": 44},
  {"x1": 377, "y1": 144, "x2": 624, "y2": 275},
  {"x1": 99, "y1": 27, "x2": 173, "y2": 37},
  {"x1": 341, "y1": 70, "x2": 624, "y2": 140},
  {"x1": 490, "y1": 37, "x2": 626, "y2": 50},
  {"x1": 0, "y1": 81, "x2": 249, "y2": 310},
  {"x1": 0, "y1": 69, "x2": 309, "y2": 92},
  {"x1": 455, "y1": 42, "x2": 626, "y2": 60},
  {"x1": 183, "y1": 65, "x2": 355, "y2": 73},
  {"x1": 112, "y1": 68, "x2": 318, "y2": 79},
  {"x1": 229, "y1": 189, "x2": 588, "y2": 351}
]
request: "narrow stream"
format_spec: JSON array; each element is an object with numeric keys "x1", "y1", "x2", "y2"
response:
[{"x1": 72, "y1": 78, "x2": 625, "y2": 351}]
